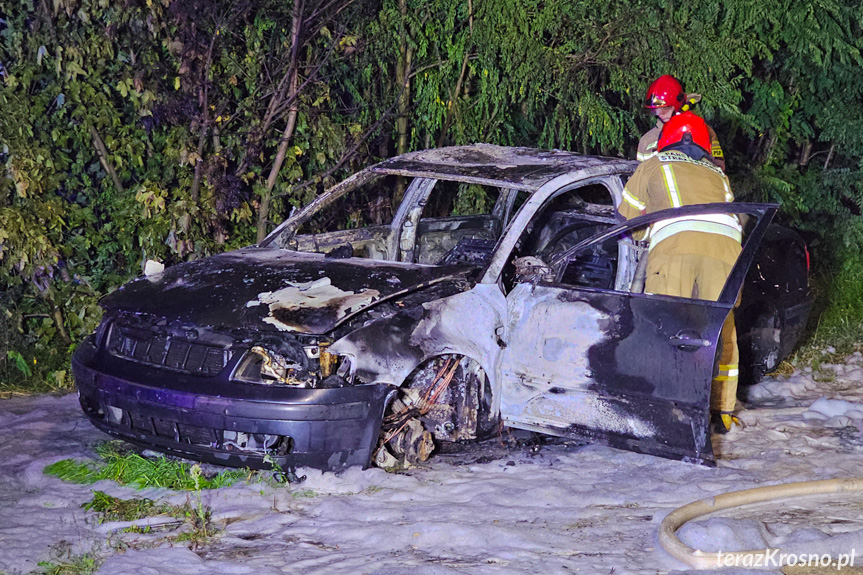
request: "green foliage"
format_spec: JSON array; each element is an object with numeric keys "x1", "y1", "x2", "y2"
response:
[
  {"x1": 291, "y1": 489, "x2": 318, "y2": 498},
  {"x1": 6, "y1": 349, "x2": 32, "y2": 377},
  {"x1": 801, "y1": 240, "x2": 863, "y2": 359},
  {"x1": 0, "y1": 0, "x2": 369, "y2": 389},
  {"x1": 43, "y1": 441, "x2": 246, "y2": 490},
  {"x1": 43, "y1": 458, "x2": 100, "y2": 484},
  {"x1": 452, "y1": 184, "x2": 493, "y2": 216}
]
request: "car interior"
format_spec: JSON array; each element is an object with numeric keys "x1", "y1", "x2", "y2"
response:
[
  {"x1": 284, "y1": 174, "x2": 661, "y2": 299},
  {"x1": 289, "y1": 176, "x2": 527, "y2": 267},
  {"x1": 502, "y1": 181, "x2": 626, "y2": 292}
]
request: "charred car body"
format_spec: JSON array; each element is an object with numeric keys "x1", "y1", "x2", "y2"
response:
[{"x1": 73, "y1": 145, "x2": 812, "y2": 471}]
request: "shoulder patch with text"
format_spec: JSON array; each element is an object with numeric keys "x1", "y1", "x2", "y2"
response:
[{"x1": 657, "y1": 151, "x2": 725, "y2": 177}]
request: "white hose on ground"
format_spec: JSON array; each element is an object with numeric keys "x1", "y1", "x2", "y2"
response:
[{"x1": 658, "y1": 477, "x2": 863, "y2": 570}]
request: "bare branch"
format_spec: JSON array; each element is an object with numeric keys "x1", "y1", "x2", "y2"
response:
[
  {"x1": 88, "y1": 125, "x2": 124, "y2": 194},
  {"x1": 190, "y1": 27, "x2": 220, "y2": 203},
  {"x1": 408, "y1": 60, "x2": 448, "y2": 80},
  {"x1": 256, "y1": 0, "x2": 305, "y2": 242},
  {"x1": 304, "y1": 0, "x2": 358, "y2": 29},
  {"x1": 437, "y1": 51, "x2": 471, "y2": 147}
]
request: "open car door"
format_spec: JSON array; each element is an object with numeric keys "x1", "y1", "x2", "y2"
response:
[{"x1": 498, "y1": 203, "x2": 777, "y2": 465}]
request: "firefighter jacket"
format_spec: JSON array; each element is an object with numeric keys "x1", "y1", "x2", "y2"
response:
[
  {"x1": 637, "y1": 121, "x2": 725, "y2": 171},
  {"x1": 618, "y1": 151, "x2": 740, "y2": 252}
]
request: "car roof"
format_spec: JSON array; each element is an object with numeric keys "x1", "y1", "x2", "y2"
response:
[{"x1": 372, "y1": 144, "x2": 638, "y2": 191}]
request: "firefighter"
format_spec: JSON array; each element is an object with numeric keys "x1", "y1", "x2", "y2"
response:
[
  {"x1": 619, "y1": 111, "x2": 741, "y2": 433},
  {"x1": 638, "y1": 75, "x2": 726, "y2": 171}
]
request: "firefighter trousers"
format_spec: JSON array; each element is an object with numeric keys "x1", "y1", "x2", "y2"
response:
[{"x1": 644, "y1": 232, "x2": 741, "y2": 414}]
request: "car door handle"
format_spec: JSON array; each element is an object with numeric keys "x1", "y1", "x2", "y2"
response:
[
  {"x1": 669, "y1": 334, "x2": 712, "y2": 349},
  {"x1": 494, "y1": 325, "x2": 507, "y2": 349}
]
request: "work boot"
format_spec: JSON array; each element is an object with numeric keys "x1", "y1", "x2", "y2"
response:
[{"x1": 711, "y1": 411, "x2": 742, "y2": 434}]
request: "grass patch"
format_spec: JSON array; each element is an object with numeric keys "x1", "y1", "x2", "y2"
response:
[
  {"x1": 0, "y1": 371, "x2": 74, "y2": 398},
  {"x1": 79, "y1": 490, "x2": 217, "y2": 549},
  {"x1": 82, "y1": 490, "x2": 178, "y2": 523},
  {"x1": 44, "y1": 441, "x2": 246, "y2": 490},
  {"x1": 783, "y1": 298, "x2": 863, "y2": 376},
  {"x1": 36, "y1": 553, "x2": 101, "y2": 575},
  {"x1": 83, "y1": 490, "x2": 210, "y2": 535},
  {"x1": 47, "y1": 444, "x2": 229, "y2": 549},
  {"x1": 787, "y1": 278, "x2": 863, "y2": 371},
  {"x1": 291, "y1": 489, "x2": 318, "y2": 498}
]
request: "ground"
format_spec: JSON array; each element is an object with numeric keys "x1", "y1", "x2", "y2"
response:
[{"x1": 3, "y1": 353, "x2": 863, "y2": 575}]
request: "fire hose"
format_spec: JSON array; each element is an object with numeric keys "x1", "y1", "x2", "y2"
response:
[{"x1": 659, "y1": 477, "x2": 863, "y2": 569}]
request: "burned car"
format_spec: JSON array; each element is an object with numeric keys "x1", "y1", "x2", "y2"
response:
[{"x1": 73, "y1": 144, "x2": 812, "y2": 471}]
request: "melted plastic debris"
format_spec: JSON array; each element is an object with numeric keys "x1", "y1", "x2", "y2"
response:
[{"x1": 250, "y1": 277, "x2": 380, "y2": 332}]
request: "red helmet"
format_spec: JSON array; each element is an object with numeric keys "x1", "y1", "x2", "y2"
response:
[
  {"x1": 644, "y1": 75, "x2": 685, "y2": 111},
  {"x1": 657, "y1": 112, "x2": 711, "y2": 155}
]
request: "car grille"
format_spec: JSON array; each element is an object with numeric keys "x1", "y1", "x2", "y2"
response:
[
  {"x1": 128, "y1": 409, "x2": 218, "y2": 445},
  {"x1": 106, "y1": 324, "x2": 234, "y2": 376}
]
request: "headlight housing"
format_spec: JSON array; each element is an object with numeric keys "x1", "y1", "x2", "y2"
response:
[
  {"x1": 231, "y1": 346, "x2": 309, "y2": 386},
  {"x1": 230, "y1": 341, "x2": 351, "y2": 388}
]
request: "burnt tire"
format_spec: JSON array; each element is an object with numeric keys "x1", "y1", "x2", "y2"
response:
[{"x1": 375, "y1": 356, "x2": 498, "y2": 469}]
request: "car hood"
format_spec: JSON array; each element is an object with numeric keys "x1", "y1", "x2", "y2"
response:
[{"x1": 101, "y1": 248, "x2": 469, "y2": 334}]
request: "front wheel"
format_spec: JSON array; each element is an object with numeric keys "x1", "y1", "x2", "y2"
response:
[{"x1": 374, "y1": 355, "x2": 498, "y2": 469}]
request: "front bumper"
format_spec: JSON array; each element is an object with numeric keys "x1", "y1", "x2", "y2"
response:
[{"x1": 72, "y1": 337, "x2": 393, "y2": 471}]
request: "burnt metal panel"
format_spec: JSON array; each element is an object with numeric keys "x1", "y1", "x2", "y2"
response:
[
  {"x1": 101, "y1": 248, "x2": 471, "y2": 334},
  {"x1": 736, "y1": 225, "x2": 813, "y2": 381},
  {"x1": 495, "y1": 204, "x2": 779, "y2": 464},
  {"x1": 330, "y1": 283, "x2": 508, "y2": 395}
]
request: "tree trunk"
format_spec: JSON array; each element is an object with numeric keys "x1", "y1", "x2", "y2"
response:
[
  {"x1": 190, "y1": 32, "x2": 219, "y2": 204},
  {"x1": 212, "y1": 125, "x2": 222, "y2": 154},
  {"x1": 45, "y1": 294, "x2": 71, "y2": 345},
  {"x1": 761, "y1": 131, "x2": 777, "y2": 167},
  {"x1": 256, "y1": 97, "x2": 299, "y2": 243},
  {"x1": 437, "y1": 1, "x2": 472, "y2": 148},
  {"x1": 256, "y1": 0, "x2": 303, "y2": 243}
]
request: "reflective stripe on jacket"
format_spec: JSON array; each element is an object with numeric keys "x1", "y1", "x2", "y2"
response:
[{"x1": 648, "y1": 213, "x2": 742, "y2": 251}]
